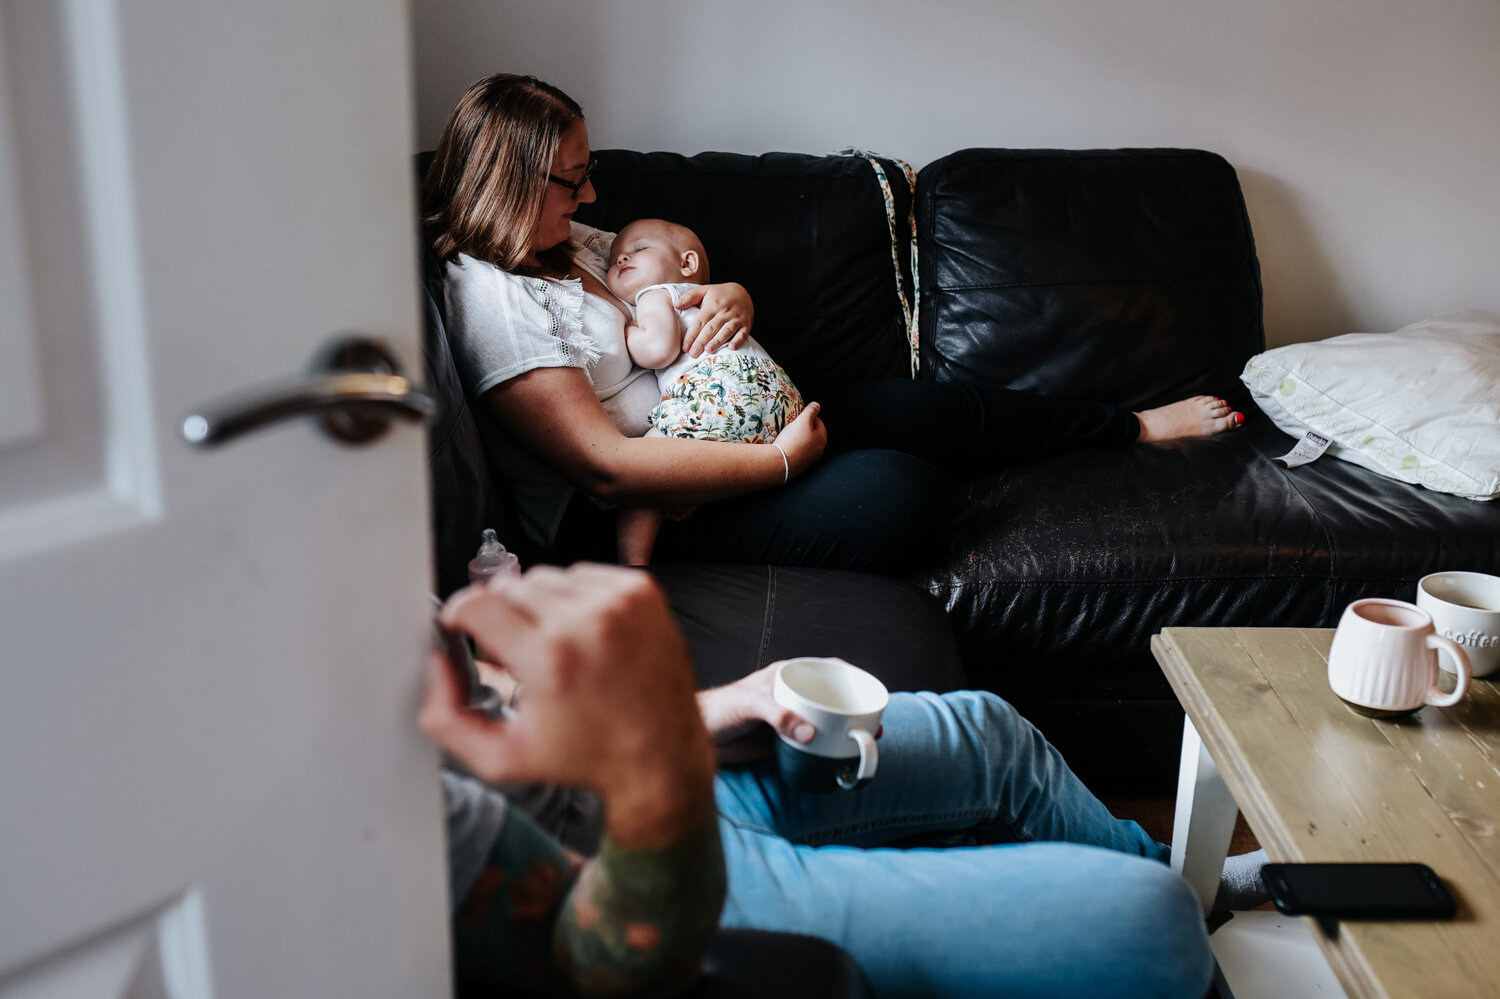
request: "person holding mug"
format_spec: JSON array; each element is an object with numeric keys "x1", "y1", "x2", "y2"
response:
[{"x1": 423, "y1": 564, "x2": 1227, "y2": 997}]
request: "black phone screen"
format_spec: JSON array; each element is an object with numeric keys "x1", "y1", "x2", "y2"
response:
[{"x1": 1262, "y1": 862, "x2": 1456, "y2": 919}]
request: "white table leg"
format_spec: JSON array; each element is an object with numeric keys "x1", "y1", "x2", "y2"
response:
[{"x1": 1171, "y1": 714, "x2": 1239, "y2": 915}]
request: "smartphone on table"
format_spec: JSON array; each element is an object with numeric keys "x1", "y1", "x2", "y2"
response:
[{"x1": 1262, "y1": 862, "x2": 1457, "y2": 920}]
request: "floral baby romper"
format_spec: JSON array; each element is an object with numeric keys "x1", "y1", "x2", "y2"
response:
[{"x1": 638, "y1": 283, "x2": 804, "y2": 444}]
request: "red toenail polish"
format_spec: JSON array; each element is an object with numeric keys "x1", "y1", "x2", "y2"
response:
[{"x1": 1233, "y1": 412, "x2": 1244, "y2": 425}]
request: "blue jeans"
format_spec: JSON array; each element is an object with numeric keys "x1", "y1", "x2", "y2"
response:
[{"x1": 713, "y1": 691, "x2": 1214, "y2": 998}]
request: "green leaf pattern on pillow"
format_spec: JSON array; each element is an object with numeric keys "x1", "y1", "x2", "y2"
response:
[{"x1": 1242, "y1": 356, "x2": 1471, "y2": 495}]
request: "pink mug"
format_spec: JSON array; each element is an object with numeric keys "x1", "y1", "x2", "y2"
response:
[{"x1": 1327, "y1": 599, "x2": 1471, "y2": 717}]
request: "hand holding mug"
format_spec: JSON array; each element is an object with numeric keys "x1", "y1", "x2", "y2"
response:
[
  {"x1": 772, "y1": 658, "x2": 888, "y2": 792},
  {"x1": 696, "y1": 663, "x2": 818, "y2": 766}
]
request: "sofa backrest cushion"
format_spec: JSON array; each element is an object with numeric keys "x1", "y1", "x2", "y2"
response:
[
  {"x1": 917, "y1": 148, "x2": 1264, "y2": 407},
  {"x1": 575, "y1": 150, "x2": 913, "y2": 398}
]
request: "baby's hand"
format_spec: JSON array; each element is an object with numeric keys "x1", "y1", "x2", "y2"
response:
[{"x1": 771, "y1": 402, "x2": 826, "y2": 478}]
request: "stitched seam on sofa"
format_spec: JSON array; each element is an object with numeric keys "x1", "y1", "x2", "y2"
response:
[
  {"x1": 1231, "y1": 177, "x2": 1266, "y2": 337},
  {"x1": 921, "y1": 574, "x2": 1342, "y2": 597},
  {"x1": 595, "y1": 164, "x2": 882, "y2": 181},
  {"x1": 757, "y1": 565, "x2": 777, "y2": 669},
  {"x1": 923, "y1": 574, "x2": 1421, "y2": 601},
  {"x1": 931, "y1": 151, "x2": 1234, "y2": 192},
  {"x1": 941, "y1": 149, "x2": 1222, "y2": 167},
  {"x1": 929, "y1": 274, "x2": 1249, "y2": 294},
  {"x1": 1252, "y1": 446, "x2": 1339, "y2": 620}
]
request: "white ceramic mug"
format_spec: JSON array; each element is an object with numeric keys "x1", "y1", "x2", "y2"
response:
[
  {"x1": 772, "y1": 658, "x2": 888, "y2": 792},
  {"x1": 1327, "y1": 598, "x2": 1471, "y2": 717},
  {"x1": 1416, "y1": 571, "x2": 1500, "y2": 678}
]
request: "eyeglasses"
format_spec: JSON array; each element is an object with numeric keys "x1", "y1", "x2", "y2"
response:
[{"x1": 545, "y1": 156, "x2": 598, "y2": 197}]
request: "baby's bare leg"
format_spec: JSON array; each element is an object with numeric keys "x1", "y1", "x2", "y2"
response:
[
  {"x1": 1135, "y1": 396, "x2": 1243, "y2": 442},
  {"x1": 618, "y1": 426, "x2": 671, "y2": 566},
  {"x1": 618, "y1": 506, "x2": 665, "y2": 567}
]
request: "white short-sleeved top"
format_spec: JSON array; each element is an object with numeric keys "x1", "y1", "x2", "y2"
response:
[
  {"x1": 444, "y1": 222, "x2": 661, "y2": 550},
  {"x1": 444, "y1": 222, "x2": 659, "y2": 436}
]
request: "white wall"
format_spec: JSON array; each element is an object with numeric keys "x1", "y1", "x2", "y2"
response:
[{"x1": 411, "y1": 0, "x2": 1500, "y2": 347}]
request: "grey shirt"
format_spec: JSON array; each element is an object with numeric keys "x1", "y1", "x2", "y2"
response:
[{"x1": 440, "y1": 699, "x2": 603, "y2": 907}]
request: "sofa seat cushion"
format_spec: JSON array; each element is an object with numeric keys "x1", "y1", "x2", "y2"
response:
[
  {"x1": 651, "y1": 564, "x2": 965, "y2": 695},
  {"x1": 920, "y1": 416, "x2": 1500, "y2": 706},
  {"x1": 920, "y1": 415, "x2": 1500, "y2": 794}
]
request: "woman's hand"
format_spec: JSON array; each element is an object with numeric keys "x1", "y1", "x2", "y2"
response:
[
  {"x1": 677, "y1": 282, "x2": 754, "y2": 357},
  {"x1": 697, "y1": 663, "x2": 815, "y2": 765},
  {"x1": 771, "y1": 402, "x2": 826, "y2": 478}
]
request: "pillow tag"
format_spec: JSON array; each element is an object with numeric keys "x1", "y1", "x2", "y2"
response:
[{"x1": 1278, "y1": 430, "x2": 1333, "y2": 468}]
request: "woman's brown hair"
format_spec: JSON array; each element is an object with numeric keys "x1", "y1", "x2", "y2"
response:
[{"x1": 422, "y1": 74, "x2": 584, "y2": 272}]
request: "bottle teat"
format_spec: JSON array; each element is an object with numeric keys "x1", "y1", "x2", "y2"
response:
[{"x1": 468, "y1": 528, "x2": 520, "y2": 584}]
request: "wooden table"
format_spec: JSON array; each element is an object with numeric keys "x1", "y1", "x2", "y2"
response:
[{"x1": 1152, "y1": 627, "x2": 1500, "y2": 999}]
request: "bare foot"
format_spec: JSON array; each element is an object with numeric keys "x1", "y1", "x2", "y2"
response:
[{"x1": 1135, "y1": 395, "x2": 1243, "y2": 442}]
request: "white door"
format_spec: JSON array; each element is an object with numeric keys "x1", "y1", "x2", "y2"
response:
[{"x1": 0, "y1": 1, "x2": 450, "y2": 996}]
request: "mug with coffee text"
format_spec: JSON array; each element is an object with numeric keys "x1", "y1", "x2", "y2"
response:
[
  {"x1": 1327, "y1": 598, "x2": 1470, "y2": 717},
  {"x1": 1416, "y1": 571, "x2": 1500, "y2": 678},
  {"x1": 772, "y1": 657, "x2": 888, "y2": 792}
]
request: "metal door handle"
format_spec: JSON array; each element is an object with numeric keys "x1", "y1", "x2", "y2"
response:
[{"x1": 181, "y1": 336, "x2": 435, "y2": 448}]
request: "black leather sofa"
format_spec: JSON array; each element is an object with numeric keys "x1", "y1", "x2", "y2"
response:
[{"x1": 423, "y1": 145, "x2": 1500, "y2": 799}]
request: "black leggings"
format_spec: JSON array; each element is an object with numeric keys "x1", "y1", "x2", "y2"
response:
[
  {"x1": 815, "y1": 380, "x2": 1139, "y2": 467},
  {"x1": 555, "y1": 380, "x2": 1140, "y2": 574}
]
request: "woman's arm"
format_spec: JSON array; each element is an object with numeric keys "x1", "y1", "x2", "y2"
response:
[{"x1": 484, "y1": 366, "x2": 825, "y2": 506}]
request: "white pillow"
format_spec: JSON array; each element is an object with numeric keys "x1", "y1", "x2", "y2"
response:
[{"x1": 1241, "y1": 311, "x2": 1500, "y2": 500}]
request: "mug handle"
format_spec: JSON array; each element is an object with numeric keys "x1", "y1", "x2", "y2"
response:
[
  {"x1": 1425, "y1": 634, "x2": 1471, "y2": 708},
  {"x1": 836, "y1": 729, "x2": 878, "y2": 790}
]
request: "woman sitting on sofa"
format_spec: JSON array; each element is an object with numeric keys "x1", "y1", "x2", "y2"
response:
[{"x1": 422, "y1": 73, "x2": 1243, "y2": 573}]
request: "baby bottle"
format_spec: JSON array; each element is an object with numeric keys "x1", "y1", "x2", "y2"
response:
[{"x1": 468, "y1": 528, "x2": 520, "y2": 585}]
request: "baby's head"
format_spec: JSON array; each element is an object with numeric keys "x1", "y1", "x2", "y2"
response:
[{"x1": 605, "y1": 219, "x2": 709, "y2": 302}]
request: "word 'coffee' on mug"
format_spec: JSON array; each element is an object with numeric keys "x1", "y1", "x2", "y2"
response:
[
  {"x1": 1417, "y1": 571, "x2": 1500, "y2": 678},
  {"x1": 1441, "y1": 629, "x2": 1496, "y2": 648}
]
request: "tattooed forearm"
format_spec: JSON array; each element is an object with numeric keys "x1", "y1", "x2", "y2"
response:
[
  {"x1": 450, "y1": 806, "x2": 725, "y2": 997},
  {"x1": 557, "y1": 811, "x2": 727, "y2": 997}
]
